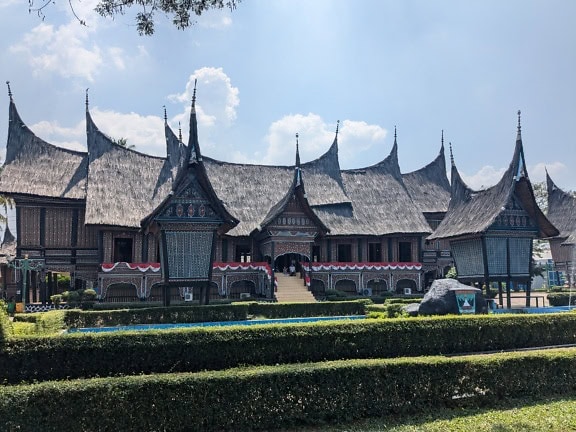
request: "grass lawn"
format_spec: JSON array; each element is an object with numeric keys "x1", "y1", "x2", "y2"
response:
[{"x1": 284, "y1": 396, "x2": 576, "y2": 431}]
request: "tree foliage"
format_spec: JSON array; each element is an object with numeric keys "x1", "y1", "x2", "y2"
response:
[{"x1": 29, "y1": 0, "x2": 241, "y2": 36}]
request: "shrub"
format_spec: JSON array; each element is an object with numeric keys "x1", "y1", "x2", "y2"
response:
[
  {"x1": 248, "y1": 300, "x2": 368, "y2": 319},
  {"x1": 1, "y1": 349, "x2": 576, "y2": 431},
  {"x1": 547, "y1": 293, "x2": 576, "y2": 306},
  {"x1": 0, "y1": 300, "x2": 13, "y2": 344},
  {"x1": 4, "y1": 313, "x2": 576, "y2": 384}
]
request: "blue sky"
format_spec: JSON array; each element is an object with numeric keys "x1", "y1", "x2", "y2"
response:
[{"x1": 0, "y1": 0, "x2": 575, "y2": 194}]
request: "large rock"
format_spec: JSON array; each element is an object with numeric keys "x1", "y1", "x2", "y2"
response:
[{"x1": 418, "y1": 278, "x2": 487, "y2": 315}]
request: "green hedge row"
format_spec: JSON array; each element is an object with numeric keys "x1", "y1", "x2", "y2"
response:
[
  {"x1": 4, "y1": 313, "x2": 576, "y2": 384},
  {"x1": 0, "y1": 300, "x2": 13, "y2": 344},
  {"x1": 248, "y1": 300, "x2": 368, "y2": 318},
  {"x1": 385, "y1": 297, "x2": 422, "y2": 305},
  {"x1": 547, "y1": 293, "x2": 576, "y2": 306},
  {"x1": 1, "y1": 349, "x2": 576, "y2": 432},
  {"x1": 55, "y1": 301, "x2": 367, "y2": 329},
  {"x1": 63, "y1": 303, "x2": 251, "y2": 328}
]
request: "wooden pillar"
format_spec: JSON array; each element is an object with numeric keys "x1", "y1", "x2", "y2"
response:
[
  {"x1": 163, "y1": 284, "x2": 171, "y2": 307},
  {"x1": 506, "y1": 238, "x2": 511, "y2": 309},
  {"x1": 269, "y1": 242, "x2": 275, "y2": 300}
]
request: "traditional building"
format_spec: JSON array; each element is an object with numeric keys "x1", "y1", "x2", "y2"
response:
[
  {"x1": 428, "y1": 112, "x2": 558, "y2": 307},
  {"x1": 546, "y1": 172, "x2": 576, "y2": 286},
  {"x1": 0, "y1": 84, "x2": 454, "y2": 307}
]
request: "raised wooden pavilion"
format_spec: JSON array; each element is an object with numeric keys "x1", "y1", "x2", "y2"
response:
[
  {"x1": 546, "y1": 172, "x2": 576, "y2": 286},
  {"x1": 0, "y1": 84, "x2": 455, "y2": 307},
  {"x1": 428, "y1": 112, "x2": 558, "y2": 308}
]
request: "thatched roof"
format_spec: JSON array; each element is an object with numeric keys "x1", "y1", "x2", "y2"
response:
[
  {"x1": 1, "y1": 94, "x2": 440, "y2": 238},
  {"x1": 429, "y1": 121, "x2": 558, "y2": 241},
  {"x1": 0, "y1": 99, "x2": 87, "y2": 200},
  {"x1": 320, "y1": 139, "x2": 431, "y2": 236},
  {"x1": 546, "y1": 172, "x2": 576, "y2": 240},
  {"x1": 85, "y1": 109, "x2": 174, "y2": 228},
  {"x1": 259, "y1": 160, "x2": 329, "y2": 234},
  {"x1": 142, "y1": 98, "x2": 239, "y2": 232},
  {"x1": 402, "y1": 142, "x2": 450, "y2": 214},
  {"x1": 0, "y1": 225, "x2": 16, "y2": 264}
]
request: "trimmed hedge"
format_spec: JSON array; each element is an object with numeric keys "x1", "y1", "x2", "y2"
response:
[
  {"x1": 547, "y1": 293, "x2": 576, "y2": 306},
  {"x1": 63, "y1": 303, "x2": 251, "y2": 328},
  {"x1": 1, "y1": 349, "x2": 576, "y2": 431},
  {"x1": 0, "y1": 300, "x2": 13, "y2": 344},
  {"x1": 4, "y1": 313, "x2": 576, "y2": 384},
  {"x1": 248, "y1": 300, "x2": 368, "y2": 318}
]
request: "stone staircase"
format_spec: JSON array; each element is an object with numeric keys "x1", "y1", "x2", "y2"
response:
[{"x1": 275, "y1": 273, "x2": 316, "y2": 303}]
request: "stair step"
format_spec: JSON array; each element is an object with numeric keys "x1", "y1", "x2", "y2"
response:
[{"x1": 275, "y1": 274, "x2": 316, "y2": 303}]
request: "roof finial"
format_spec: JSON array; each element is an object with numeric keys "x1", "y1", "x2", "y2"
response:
[
  {"x1": 295, "y1": 132, "x2": 301, "y2": 167},
  {"x1": 516, "y1": 109, "x2": 522, "y2": 140},
  {"x1": 6, "y1": 81, "x2": 12, "y2": 101},
  {"x1": 441, "y1": 129, "x2": 444, "y2": 147},
  {"x1": 191, "y1": 78, "x2": 197, "y2": 112},
  {"x1": 163, "y1": 105, "x2": 167, "y2": 124},
  {"x1": 85, "y1": 88, "x2": 89, "y2": 111},
  {"x1": 449, "y1": 142, "x2": 455, "y2": 166},
  {"x1": 394, "y1": 125, "x2": 397, "y2": 144},
  {"x1": 335, "y1": 120, "x2": 340, "y2": 137},
  {"x1": 178, "y1": 121, "x2": 183, "y2": 143}
]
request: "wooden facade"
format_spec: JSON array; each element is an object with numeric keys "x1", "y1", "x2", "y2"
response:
[{"x1": 0, "y1": 88, "x2": 461, "y2": 305}]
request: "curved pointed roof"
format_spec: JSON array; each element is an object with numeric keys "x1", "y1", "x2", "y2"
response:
[
  {"x1": 85, "y1": 107, "x2": 174, "y2": 227},
  {"x1": 0, "y1": 98, "x2": 88, "y2": 200},
  {"x1": 317, "y1": 140, "x2": 431, "y2": 236},
  {"x1": 546, "y1": 172, "x2": 576, "y2": 239},
  {"x1": 0, "y1": 224, "x2": 15, "y2": 264},
  {"x1": 300, "y1": 134, "x2": 351, "y2": 206},
  {"x1": 402, "y1": 142, "x2": 450, "y2": 214},
  {"x1": 258, "y1": 165, "x2": 329, "y2": 234},
  {"x1": 429, "y1": 121, "x2": 558, "y2": 240}
]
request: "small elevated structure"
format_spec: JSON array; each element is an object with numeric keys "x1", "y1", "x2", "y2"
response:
[{"x1": 429, "y1": 112, "x2": 558, "y2": 308}]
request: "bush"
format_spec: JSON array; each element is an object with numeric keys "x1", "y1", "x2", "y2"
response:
[
  {"x1": 547, "y1": 293, "x2": 576, "y2": 306},
  {"x1": 1, "y1": 349, "x2": 576, "y2": 431},
  {"x1": 0, "y1": 300, "x2": 13, "y2": 344},
  {"x1": 248, "y1": 300, "x2": 368, "y2": 319},
  {"x1": 4, "y1": 313, "x2": 576, "y2": 384},
  {"x1": 62, "y1": 303, "x2": 250, "y2": 329}
]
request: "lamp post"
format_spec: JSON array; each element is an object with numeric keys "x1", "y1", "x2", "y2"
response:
[{"x1": 8, "y1": 254, "x2": 45, "y2": 312}]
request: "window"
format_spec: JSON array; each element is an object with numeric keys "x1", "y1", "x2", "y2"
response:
[
  {"x1": 235, "y1": 245, "x2": 251, "y2": 263},
  {"x1": 113, "y1": 238, "x2": 133, "y2": 263},
  {"x1": 398, "y1": 242, "x2": 412, "y2": 263},
  {"x1": 312, "y1": 245, "x2": 321, "y2": 262},
  {"x1": 368, "y1": 242, "x2": 382, "y2": 262},
  {"x1": 337, "y1": 244, "x2": 352, "y2": 262}
]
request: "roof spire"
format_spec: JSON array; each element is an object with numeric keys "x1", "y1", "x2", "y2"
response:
[
  {"x1": 335, "y1": 120, "x2": 340, "y2": 138},
  {"x1": 295, "y1": 133, "x2": 301, "y2": 167},
  {"x1": 6, "y1": 81, "x2": 12, "y2": 102},
  {"x1": 163, "y1": 105, "x2": 167, "y2": 125},
  {"x1": 441, "y1": 129, "x2": 444, "y2": 147},
  {"x1": 394, "y1": 125, "x2": 397, "y2": 144},
  {"x1": 85, "y1": 88, "x2": 89, "y2": 111},
  {"x1": 191, "y1": 78, "x2": 197, "y2": 113},
  {"x1": 449, "y1": 142, "x2": 455, "y2": 166},
  {"x1": 178, "y1": 121, "x2": 183, "y2": 143},
  {"x1": 516, "y1": 109, "x2": 522, "y2": 141}
]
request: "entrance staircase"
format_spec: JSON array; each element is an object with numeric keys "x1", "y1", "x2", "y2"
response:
[{"x1": 275, "y1": 273, "x2": 316, "y2": 303}]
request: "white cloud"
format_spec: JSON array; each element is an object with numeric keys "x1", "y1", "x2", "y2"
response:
[
  {"x1": 460, "y1": 161, "x2": 569, "y2": 191},
  {"x1": 528, "y1": 161, "x2": 567, "y2": 184},
  {"x1": 259, "y1": 114, "x2": 387, "y2": 166},
  {"x1": 460, "y1": 166, "x2": 506, "y2": 190},
  {"x1": 169, "y1": 68, "x2": 239, "y2": 125},
  {"x1": 30, "y1": 108, "x2": 166, "y2": 156},
  {"x1": 8, "y1": 1, "x2": 130, "y2": 82},
  {"x1": 10, "y1": 22, "x2": 103, "y2": 82},
  {"x1": 0, "y1": 0, "x2": 19, "y2": 7},
  {"x1": 198, "y1": 11, "x2": 233, "y2": 29}
]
